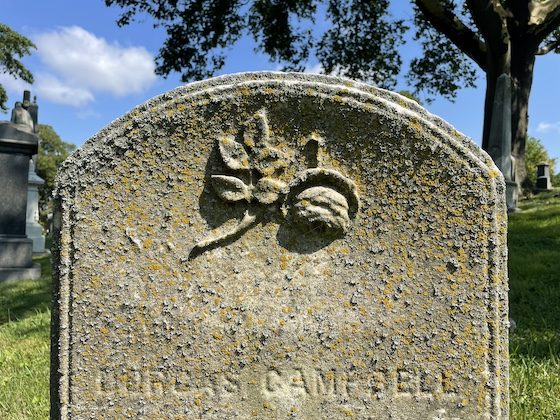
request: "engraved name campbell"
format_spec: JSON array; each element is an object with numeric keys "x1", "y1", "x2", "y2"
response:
[{"x1": 95, "y1": 365, "x2": 460, "y2": 402}]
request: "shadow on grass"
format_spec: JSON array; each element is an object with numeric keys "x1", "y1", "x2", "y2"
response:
[
  {"x1": 508, "y1": 197, "x2": 560, "y2": 359},
  {"x1": 0, "y1": 255, "x2": 52, "y2": 326}
]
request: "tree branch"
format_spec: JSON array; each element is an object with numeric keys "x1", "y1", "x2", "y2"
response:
[
  {"x1": 529, "y1": 0, "x2": 560, "y2": 42},
  {"x1": 530, "y1": 0, "x2": 560, "y2": 25},
  {"x1": 466, "y1": 0, "x2": 509, "y2": 54},
  {"x1": 414, "y1": 0, "x2": 487, "y2": 70},
  {"x1": 536, "y1": 37, "x2": 560, "y2": 55}
]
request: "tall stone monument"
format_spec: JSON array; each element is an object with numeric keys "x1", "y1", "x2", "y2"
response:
[
  {"x1": 487, "y1": 74, "x2": 518, "y2": 212},
  {"x1": 52, "y1": 73, "x2": 509, "y2": 419},
  {"x1": 0, "y1": 91, "x2": 41, "y2": 281}
]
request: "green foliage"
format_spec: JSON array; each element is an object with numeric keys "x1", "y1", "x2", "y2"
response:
[
  {"x1": 553, "y1": 172, "x2": 560, "y2": 187},
  {"x1": 102, "y1": 1, "x2": 560, "y2": 98},
  {"x1": 105, "y1": 0, "x2": 408, "y2": 89},
  {"x1": 36, "y1": 125, "x2": 76, "y2": 218},
  {"x1": 315, "y1": 0, "x2": 407, "y2": 89},
  {"x1": 406, "y1": 3, "x2": 478, "y2": 103},
  {"x1": 523, "y1": 137, "x2": 557, "y2": 191},
  {"x1": 0, "y1": 24, "x2": 35, "y2": 111},
  {"x1": 397, "y1": 90, "x2": 423, "y2": 105}
]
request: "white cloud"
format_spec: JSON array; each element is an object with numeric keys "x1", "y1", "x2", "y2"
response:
[
  {"x1": 76, "y1": 108, "x2": 101, "y2": 120},
  {"x1": 34, "y1": 26, "x2": 156, "y2": 101},
  {"x1": 0, "y1": 73, "x2": 31, "y2": 95},
  {"x1": 304, "y1": 63, "x2": 324, "y2": 74},
  {"x1": 536, "y1": 121, "x2": 560, "y2": 134},
  {"x1": 35, "y1": 73, "x2": 94, "y2": 107}
]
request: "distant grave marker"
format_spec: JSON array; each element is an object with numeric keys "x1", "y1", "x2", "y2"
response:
[
  {"x1": 536, "y1": 162, "x2": 553, "y2": 191},
  {"x1": 52, "y1": 73, "x2": 509, "y2": 419}
]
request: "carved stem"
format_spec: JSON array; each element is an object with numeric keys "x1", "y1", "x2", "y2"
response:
[{"x1": 189, "y1": 210, "x2": 258, "y2": 259}]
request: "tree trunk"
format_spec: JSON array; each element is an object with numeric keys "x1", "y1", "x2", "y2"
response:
[
  {"x1": 481, "y1": 39, "x2": 538, "y2": 190},
  {"x1": 510, "y1": 49, "x2": 536, "y2": 189}
]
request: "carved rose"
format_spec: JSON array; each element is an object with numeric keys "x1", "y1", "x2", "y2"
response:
[{"x1": 191, "y1": 111, "x2": 359, "y2": 259}]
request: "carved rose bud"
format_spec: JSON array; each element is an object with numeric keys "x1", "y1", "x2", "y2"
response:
[
  {"x1": 293, "y1": 186, "x2": 350, "y2": 233},
  {"x1": 285, "y1": 168, "x2": 359, "y2": 235}
]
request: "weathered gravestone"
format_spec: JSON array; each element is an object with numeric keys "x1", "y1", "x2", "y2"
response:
[{"x1": 52, "y1": 73, "x2": 509, "y2": 419}]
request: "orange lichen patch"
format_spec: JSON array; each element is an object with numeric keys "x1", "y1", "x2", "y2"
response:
[
  {"x1": 279, "y1": 254, "x2": 292, "y2": 270},
  {"x1": 90, "y1": 275, "x2": 101, "y2": 289},
  {"x1": 238, "y1": 86, "x2": 251, "y2": 96},
  {"x1": 488, "y1": 169, "x2": 500, "y2": 178}
]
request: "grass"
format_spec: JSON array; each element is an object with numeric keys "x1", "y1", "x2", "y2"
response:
[
  {"x1": 509, "y1": 192, "x2": 560, "y2": 419},
  {"x1": 0, "y1": 194, "x2": 559, "y2": 419},
  {"x1": 0, "y1": 256, "x2": 51, "y2": 419}
]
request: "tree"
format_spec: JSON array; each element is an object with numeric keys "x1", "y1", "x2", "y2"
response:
[
  {"x1": 105, "y1": 0, "x2": 560, "y2": 186},
  {"x1": 524, "y1": 136, "x2": 557, "y2": 191},
  {"x1": 0, "y1": 23, "x2": 35, "y2": 111},
  {"x1": 398, "y1": 90, "x2": 424, "y2": 105},
  {"x1": 411, "y1": 1, "x2": 560, "y2": 187},
  {"x1": 36, "y1": 125, "x2": 76, "y2": 222},
  {"x1": 553, "y1": 171, "x2": 560, "y2": 188}
]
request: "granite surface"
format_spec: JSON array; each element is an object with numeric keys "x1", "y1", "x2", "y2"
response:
[{"x1": 52, "y1": 72, "x2": 508, "y2": 419}]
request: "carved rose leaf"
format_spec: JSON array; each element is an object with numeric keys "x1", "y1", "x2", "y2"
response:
[
  {"x1": 218, "y1": 136, "x2": 250, "y2": 171},
  {"x1": 241, "y1": 111, "x2": 289, "y2": 176},
  {"x1": 243, "y1": 111, "x2": 270, "y2": 150},
  {"x1": 254, "y1": 177, "x2": 288, "y2": 204},
  {"x1": 211, "y1": 175, "x2": 250, "y2": 202}
]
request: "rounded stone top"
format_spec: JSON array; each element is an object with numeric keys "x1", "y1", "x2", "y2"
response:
[
  {"x1": 51, "y1": 71, "x2": 509, "y2": 419},
  {"x1": 55, "y1": 71, "x2": 503, "y2": 195}
]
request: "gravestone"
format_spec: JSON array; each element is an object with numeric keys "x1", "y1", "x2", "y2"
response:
[
  {"x1": 0, "y1": 91, "x2": 41, "y2": 281},
  {"x1": 26, "y1": 160, "x2": 46, "y2": 253},
  {"x1": 535, "y1": 162, "x2": 553, "y2": 191},
  {"x1": 52, "y1": 73, "x2": 509, "y2": 419}
]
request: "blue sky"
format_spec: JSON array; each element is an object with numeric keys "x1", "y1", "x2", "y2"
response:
[{"x1": 3, "y1": 1, "x2": 559, "y2": 170}]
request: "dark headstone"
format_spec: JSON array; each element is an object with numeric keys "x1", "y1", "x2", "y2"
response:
[
  {"x1": 0, "y1": 92, "x2": 41, "y2": 282},
  {"x1": 536, "y1": 162, "x2": 553, "y2": 191}
]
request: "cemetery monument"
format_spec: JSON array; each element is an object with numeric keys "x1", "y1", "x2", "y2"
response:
[
  {"x1": 0, "y1": 91, "x2": 41, "y2": 281},
  {"x1": 27, "y1": 159, "x2": 46, "y2": 253}
]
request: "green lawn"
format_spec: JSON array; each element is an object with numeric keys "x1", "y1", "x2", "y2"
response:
[
  {"x1": 509, "y1": 193, "x2": 560, "y2": 419},
  {"x1": 1, "y1": 194, "x2": 559, "y2": 419}
]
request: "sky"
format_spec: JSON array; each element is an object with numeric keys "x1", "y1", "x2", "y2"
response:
[{"x1": 2, "y1": 0, "x2": 559, "y2": 171}]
